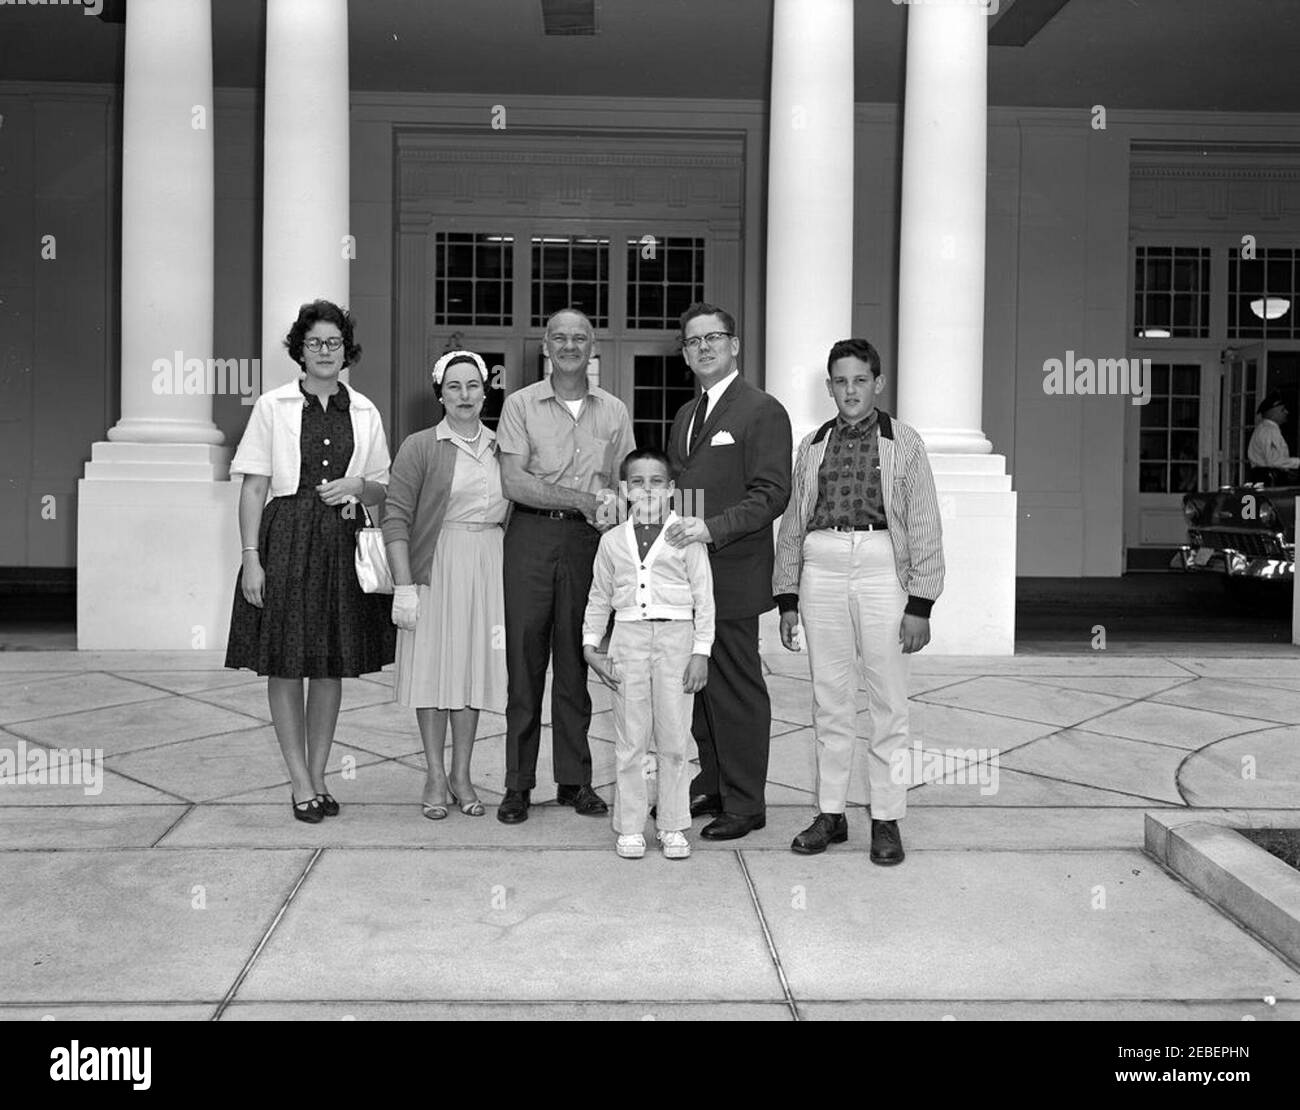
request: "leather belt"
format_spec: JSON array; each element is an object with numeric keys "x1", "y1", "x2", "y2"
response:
[
  {"x1": 514, "y1": 504, "x2": 588, "y2": 521},
  {"x1": 829, "y1": 523, "x2": 888, "y2": 532}
]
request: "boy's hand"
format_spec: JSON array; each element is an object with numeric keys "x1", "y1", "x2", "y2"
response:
[
  {"x1": 778, "y1": 611, "x2": 802, "y2": 652},
  {"x1": 682, "y1": 654, "x2": 708, "y2": 694},
  {"x1": 584, "y1": 645, "x2": 621, "y2": 689},
  {"x1": 899, "y1": 613, "x2": 931, "y2": 654}
]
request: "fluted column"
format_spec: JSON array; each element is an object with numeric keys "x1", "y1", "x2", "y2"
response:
[
  {"x1": 896, "y1": 0, "x2": 992, "y2": 454},
  {"x1": 764, "y1": 0, "x2": 855, "y2": 443},
  {"x1": 108, "y1": 0, "x2": 221, "y2": 447},
  {"x1": 261, "y1": 0, "x2": 351, "y2": 391}
]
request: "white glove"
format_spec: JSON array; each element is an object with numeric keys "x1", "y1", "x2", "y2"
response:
[{"x1": 391, "y1": 585, "x2": 420, "y2": 631}]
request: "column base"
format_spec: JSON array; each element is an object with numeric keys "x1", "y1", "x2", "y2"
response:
[
  {"x1": 76, "y1": 476, "x2": 241, "y2": 650},
  {"x1": 84, "y1": 442, "x2": 232, "y2": 482},
  {"x1": 107, "y1": 418, "x2": 226, "y2": 446},
  {"x1": 927, "y1": 454, "x2": 1017, "y2": 656}
]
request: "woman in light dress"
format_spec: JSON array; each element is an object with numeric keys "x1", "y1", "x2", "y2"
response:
[{"x1": 383, "y1": 351, "x2": 508, "y2": 819}]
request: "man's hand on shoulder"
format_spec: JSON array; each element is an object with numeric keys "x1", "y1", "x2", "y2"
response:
[
  {"x1": 899, "y1": 613, "x2": 931, "y2": 654},
  {"x1": 663, "y1": 516, "x2": 711, "y2": 547}
]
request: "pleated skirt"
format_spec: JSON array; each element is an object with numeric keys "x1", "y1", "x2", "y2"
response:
[{"x1": 394, "y1": 523, "x2": 507, "y2": 711}]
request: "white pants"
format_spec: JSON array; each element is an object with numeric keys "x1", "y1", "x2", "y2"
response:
[
  {"x1": 607, "y1": 620, "x2": 699, "y2": 835},
  {"x1": 799, "y1": 529, "x2": 909, "y2": 820}
]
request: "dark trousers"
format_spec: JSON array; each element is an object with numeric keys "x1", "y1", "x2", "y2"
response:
[
  {"x1": 503, "y1": 511, "x2": 601, "y2": 791},
  {"x1": 691, "y1": 615, "x2": 770, "y2": 816}
]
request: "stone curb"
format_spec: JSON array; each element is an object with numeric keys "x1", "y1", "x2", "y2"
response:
[{"x1": 1146, "y1": 811, "x2": 1300, "y2": 967}]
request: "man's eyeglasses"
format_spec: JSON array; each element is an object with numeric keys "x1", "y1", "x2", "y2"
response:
[
  {"x1": 682, "y1": 332, "x2": 733, "y2": 352},
  {"x1": 303, "y1": 337, "x2": 344, "y2": 352}
]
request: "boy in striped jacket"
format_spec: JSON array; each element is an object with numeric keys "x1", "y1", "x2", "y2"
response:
[{"x1": 772, "y1": 339, "x2": 944, "y2": 866}]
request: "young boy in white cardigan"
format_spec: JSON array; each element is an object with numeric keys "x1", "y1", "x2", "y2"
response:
[{"x1": 582, "y1": 448, "x2": 715, "y2": 859}]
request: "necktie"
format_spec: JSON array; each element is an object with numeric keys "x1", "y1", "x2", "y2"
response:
[{"x1": 689, "y1": 392, "x2": 710, "y2": 452}]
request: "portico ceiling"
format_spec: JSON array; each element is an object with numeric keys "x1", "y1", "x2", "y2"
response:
[{"x1": 0, "y1": 0, "x2": 1296, "y2": 112}]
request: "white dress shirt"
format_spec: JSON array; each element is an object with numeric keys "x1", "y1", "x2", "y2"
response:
[
  {"x1": 1247, "y1": 417, "x2": 1300, "y2": 471},
  {"x1": 686, "y1": 368, "x2": 739, "y2": 445}
]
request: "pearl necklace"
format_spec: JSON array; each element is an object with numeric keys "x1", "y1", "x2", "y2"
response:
[{"x1": 450, "y1": 423, "x2": 483, "y2": 445}]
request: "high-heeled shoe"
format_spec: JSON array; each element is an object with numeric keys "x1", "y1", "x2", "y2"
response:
[
  {"x1": 292, "y1": 796, "x2": 324, "y2": 824},
  {"x1": 315, "y1": 792, "x2": 340, "y2": 817},
  {"x1": 448, "y1": 788, "x2": 485, "y2": 817}
]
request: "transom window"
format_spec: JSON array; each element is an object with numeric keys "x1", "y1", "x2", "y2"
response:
[
  {"x1": 531, "y1": 236, "x2": 609, "y2": 327},
  {"x1": 1133, "y1": 247, "x2": 1211, "y2": 338},
  {"x1": 1229, "y1": 247, "x2": 1299, "y2": 340},
  {"x1": 627, "y1": 237, "x2": 705, "y2": 329},
  {"x1": 433, "y1": 233, "x2": 513, "y2": 326},
  {"x1": 1138, "y1": 363, "x2": 1201, "y2": 493}
]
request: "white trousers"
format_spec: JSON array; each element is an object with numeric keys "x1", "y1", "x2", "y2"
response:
[
  {"x1": 799, "y1": 529, "x2": 910, "y2": 820},
  {"x1": 607, "y1": 620, "x2": 698, "y2": 835}
]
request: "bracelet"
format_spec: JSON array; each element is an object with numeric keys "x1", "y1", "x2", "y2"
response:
[{"x1": 242, "y1": 546, "x2": 258, "y2": 553}]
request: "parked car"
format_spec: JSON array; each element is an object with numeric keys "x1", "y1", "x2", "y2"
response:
[{"x1": 1173, "y1": 482, "x2": 1296, "y2": 582}]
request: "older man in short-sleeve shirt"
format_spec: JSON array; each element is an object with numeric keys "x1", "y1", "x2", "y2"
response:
[{"x1": 494, "y1": 308, "x2": 636, "y2": 824}]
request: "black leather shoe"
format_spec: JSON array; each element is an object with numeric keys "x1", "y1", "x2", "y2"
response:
[
  {"x1": 699, "y1": 812, "x2": 766, "y2": 841},
  {"x1": 689, "y1": 793, "x2": 723, "y2": 818},
  {"x1": 556, "y1": 783, "x2": 608, "y2": 816},
  {"x1": 315, "y1": 793, "x2": 340, "y2": 818},
  {"x1": 497, "y1": 788, "x2": 531, "y2": 824},
  {"x1": 791, "y1": 812, "x2": 848, "y2": 855},
  {"x1": 870, "y1": 819, "x2": 905, "y2": 866},
  {"x1": 292, "y1": 796, "x2": 324, "y2": 824}
]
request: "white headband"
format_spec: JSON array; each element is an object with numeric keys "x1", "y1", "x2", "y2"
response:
[{"x1": 432, "y1": 349, "x2": 488, "y2": 386}]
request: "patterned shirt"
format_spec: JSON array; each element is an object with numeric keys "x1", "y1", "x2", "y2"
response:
[
  {"x1": 807, "y1": 410, "x2": 887, "y2": 530},
  {"x1": 296, "y1": 382, "x2": 354, "y2": 494}
]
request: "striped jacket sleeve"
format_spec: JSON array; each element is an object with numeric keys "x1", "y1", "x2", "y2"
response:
[
  {"x1": 771, "y1": 432, "x2": 816, "y2": 611},
  {"x1": 897, "y1": 424, "x2": 944, "y2": 615}
]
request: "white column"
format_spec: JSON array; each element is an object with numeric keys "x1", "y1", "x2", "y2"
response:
[
  {"x1": 764, "y1": 0, "x2": 855, "y2": 444},
  {"x1": 261, "y1": 0, "x2": 351, "y2": 391},
  {"x1": 106, "y1": 0, "x2": 223, "y2": 452},
  {"x1": 897, "y1": 1, "x2": 990, "y2": 452},
  {"x1": 896, "y1": 1, "x2": 1016, "y2": 654},
  {"x1": 78, "y1": 0, "x2": 241, "y2": 650}
]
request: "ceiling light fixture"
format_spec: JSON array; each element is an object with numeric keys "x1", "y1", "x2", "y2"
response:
[{"x1": 1250, "y1": 297, "x2": 1291, "y2": 320}]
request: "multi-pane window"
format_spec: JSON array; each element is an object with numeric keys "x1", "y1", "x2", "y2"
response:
[
  {"x1": 1133, "y1": 247, "x2": 1211, "y2": 338},
  {"x1": 1229, "y1": 247, "x2": 1299, "y2": 339},
  {"x1": 1138, "y1": 363, "x2": 1200, "y2": 493},
  {"x1": 433, "y1": 233, "x2": 513, "y2": 326},
  {"x1": 631, "y1": 354, "x2": 695, "y2": 454},
  {"x1": 530, "y1": 236, "x2": 609, "y2": 327},
  {"x1": 627, "y1": 237, "x2": 705, "y2": 329}
]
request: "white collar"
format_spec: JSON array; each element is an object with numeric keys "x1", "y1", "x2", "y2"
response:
[{"x1": 703, "y1": 369, "x2": 739, "y2": 406}]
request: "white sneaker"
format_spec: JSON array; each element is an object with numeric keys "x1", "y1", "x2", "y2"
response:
[
  {"x1": 657, "y1": 830, "x2": 691, "y2": 859},
  {"x1": 616, "y1": 834, "x2": 646, "y2": 859}
]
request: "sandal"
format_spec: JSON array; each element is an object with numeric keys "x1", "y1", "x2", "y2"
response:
[
  {"x1": 421, "y1": 788, "x2": 450, "y2": 821},
  {"x1": 292, "y1": 796, "x2": 324, "y2": 824},
  {"x1": 449, "y1": 789, "x2": 486, "y2": 817}
]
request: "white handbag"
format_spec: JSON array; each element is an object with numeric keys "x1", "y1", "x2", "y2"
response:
[{"x1": 354, "y1": 504, "x2": 394, "y2": 594}]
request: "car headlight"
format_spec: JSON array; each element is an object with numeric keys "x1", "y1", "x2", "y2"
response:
[
  {"x1": 1183, "y1": 496, "x2": 1205, "y2": 522},
  {"x1": 1258, "y1": 500, "x2": 1277, "y2": 526}
]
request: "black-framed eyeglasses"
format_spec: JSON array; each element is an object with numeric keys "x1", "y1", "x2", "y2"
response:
[
  {"x1": 682, "y1": 332, "x2": 733, "y2": 352},
  {"x1": 303, "y1": 337, "x2": 344, "y2": 353}
]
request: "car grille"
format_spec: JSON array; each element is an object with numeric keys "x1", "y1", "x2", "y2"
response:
[{"x1": 1193, "y1": 529, "x2": 1284, "y2": 558}]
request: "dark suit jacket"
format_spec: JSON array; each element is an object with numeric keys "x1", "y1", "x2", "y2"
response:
[{"x1": 668, "y1": 376, "x2": 793, "y2": 620}]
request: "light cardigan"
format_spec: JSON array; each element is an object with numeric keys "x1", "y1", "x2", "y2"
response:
[
  {"x1": 582, "y1": 511, "x2": 716, "y2": 657},
  {"x1": 773, "y1": 410, "x2": 944, "y2": 619},
  {"x1": 381, "y1": 422, "x2": 506, "y2": 588},
  {"x1": 229, "y1": 379, "x2": 391, "y2": 498}
]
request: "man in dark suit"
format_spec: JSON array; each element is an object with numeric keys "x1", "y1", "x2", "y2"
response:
[{"x1": 664, "y1": 303, "x2": 792, "y2": 840}]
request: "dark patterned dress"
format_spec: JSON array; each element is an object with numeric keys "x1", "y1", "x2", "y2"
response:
[{"x1": 225, "y1": 382, "x2": 396, "y2": 678}]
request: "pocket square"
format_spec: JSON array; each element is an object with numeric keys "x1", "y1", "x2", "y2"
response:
[{"x1": 710, "y1": 430, "x2": 735, "y2": 446}]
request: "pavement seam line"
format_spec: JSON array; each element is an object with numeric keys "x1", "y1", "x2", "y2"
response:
[
  {"x1": 734, "y1": 848, "x2": 799, "y2": 1022},
  {"x1": 210, "y1": 846, "x2": 324, "y2": 1021}
]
